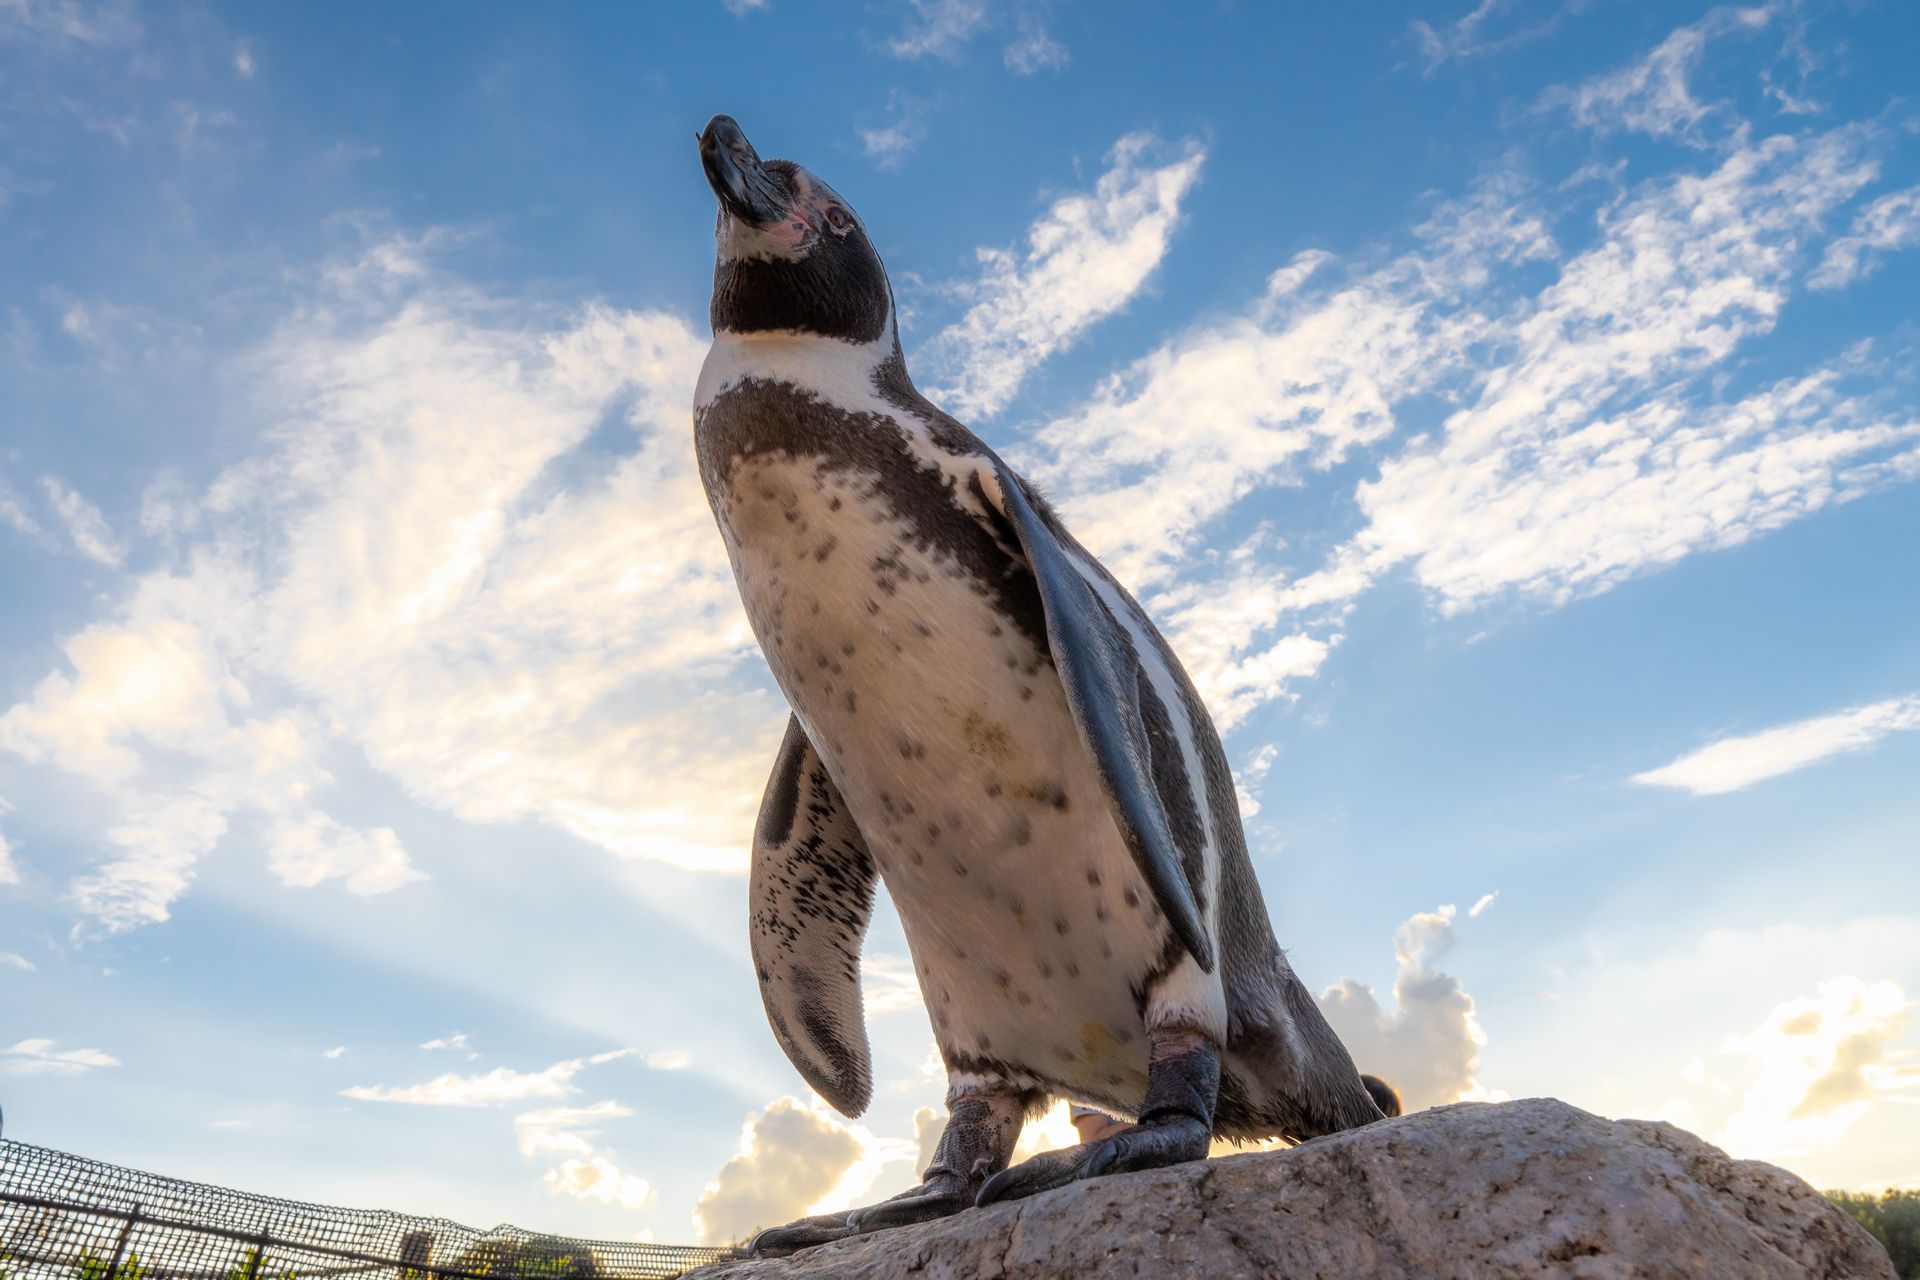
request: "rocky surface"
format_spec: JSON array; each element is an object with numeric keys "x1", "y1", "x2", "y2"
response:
[{"x1": 682, "y1": 1098, "x2": 1895, "y2": 1279}]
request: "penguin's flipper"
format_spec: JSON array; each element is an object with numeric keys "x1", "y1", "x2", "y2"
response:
[
  {"x1": 749, "y1": 715, "x2": 880, "y2": 1116},
  {"x1": 984, "y1": 464, "x2": 1214, "y2": 974}
]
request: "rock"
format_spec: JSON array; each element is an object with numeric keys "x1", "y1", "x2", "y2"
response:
[{"x1": 681, "y1": 1098, "x2": 1895, "y2": 1279}]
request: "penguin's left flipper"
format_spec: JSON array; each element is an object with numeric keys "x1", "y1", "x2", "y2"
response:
[
  {"x1": 980, "y1": 463, "x2": 1213, "y2": 973},
  {"x1": 749, "y1": 715, "x2": 880, "y2": 1118}
]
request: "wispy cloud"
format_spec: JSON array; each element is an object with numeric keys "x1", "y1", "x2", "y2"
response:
[
  {"x1": 886, "y1": 0, "x2": 991, "y2": 61},
  {"x1": 342, "y1": 1048, "x2": 634, "y2": 1107},
  {"x1": 40, "y1": 476, "x2": 124, "y2": 566},
  {"x1": 1810, "y1": 184, "x2": 1920, "y2": 290},
  {"x1": 1, "y1": 951, "x2": 35, "y2": 972},
  {"x1": 1632, "y1": 695, "x2": 1920, "y2": 796},
  {"x1": 1, "y1": 236, "x2": 768, "y2": 933},
  {"x1": 859, "y1": 93, "x2": 928, "y2": 171},
  {"x1": 1542, "y1": 3, "x2": 1776, "y2": 146},
  {"x1": 0, "y1": 798, "x2": 20, "y2": 886},
  {"x1": 3, "y1": 1038, "x2": 120, "y2": 1075},
  {"x1": 321, "y1": 1045, "x2": 349, "y2": 1059},
  {"x1": 1024, "y1": 18, "x2": 1919, "y2": 730},
  {"x1": 421, "y1": 1031, "x2": 477, "y2": 1056},
  {"x1": 232, "y1": 39, "x2": 254, "y2": 79},
  {"x1": 921, "y1": 133, "x2": 1205, "y2": 418}
]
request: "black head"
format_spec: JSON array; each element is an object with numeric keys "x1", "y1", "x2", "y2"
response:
[{"x1": 699, "y1": 115, "x2": 893, "y2": 344}]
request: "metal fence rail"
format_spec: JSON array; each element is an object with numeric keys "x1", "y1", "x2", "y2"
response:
[{"x1": 0, "y1": 1141, "x2": 737, "y2": 1280}]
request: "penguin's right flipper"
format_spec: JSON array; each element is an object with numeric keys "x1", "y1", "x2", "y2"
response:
[
  {"x1": 749, "y1": 715, "x2": 879, "y2": 1117},
  {"x1": 981, "y1": 463, "x2": 1214, "y2": 974}
]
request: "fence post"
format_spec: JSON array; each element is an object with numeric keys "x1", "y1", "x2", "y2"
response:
[
  {"x1": 103, "y1": 1205, "x2": 140, "y2": 1280},
  {"x1": 243, "y1": 1232, "x2": 269, "y2": 1280},
  {"x1": 399, "y1": 1230, "x2": 432, "y2": 1280}
]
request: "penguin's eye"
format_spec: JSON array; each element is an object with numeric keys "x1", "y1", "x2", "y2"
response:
[{"x1": 824, "y1": 205, "x2": 853, "y2": 235}]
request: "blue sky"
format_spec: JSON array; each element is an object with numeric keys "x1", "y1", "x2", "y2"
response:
[{"x1": 4, "y1": 0, "x2": 1919, "y2": 1247}]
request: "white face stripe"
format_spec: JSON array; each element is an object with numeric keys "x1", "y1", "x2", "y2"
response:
[
  {"x1": 696, "y1": 327, "x2": 897, "y2": 418},
  {"x1": 716, "y1": 210, "x2": 817, "y2": 264}
]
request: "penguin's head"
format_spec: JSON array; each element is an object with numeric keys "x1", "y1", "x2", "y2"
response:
[{"x1": 699, "y1": 114, "x2": 892, "y2": 345}]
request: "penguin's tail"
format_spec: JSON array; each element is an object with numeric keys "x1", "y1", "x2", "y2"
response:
[{"x1": 1360, "y1": 1074, "x2": 1403, "y2": 1117}]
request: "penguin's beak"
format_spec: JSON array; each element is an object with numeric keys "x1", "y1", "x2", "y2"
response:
[{"x1": 700, "y1": 115, "x2": 788, "y2": 227}]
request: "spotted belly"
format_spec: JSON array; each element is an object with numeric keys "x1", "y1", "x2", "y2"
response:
[{"x1": 715, "y1": 447, "x2": 1170, "y2": 1111}]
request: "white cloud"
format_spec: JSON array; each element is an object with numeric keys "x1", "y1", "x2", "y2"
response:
[
  {"x1": 233, "y1": 39, "x2": 254, "y2": 79},
  {"x1": 544, "y1": 1155, "x2": 656, "y2": 1211},
  {"x1": 1, "y1": 237, "x2": 775, "y2": 933},
  {"x1": 860, "y1": 952, "x2": 926, "y2": 1016},
  {"x1": 1715, "y1": 978, "x2": 1920, "y2": 1161},
  {"x1": 721, "y1": 0, "x2": 767, "y2": 14},
  {"x1": 1318, "y1": 905, "x2": 1494, "y2": 1111},
  {"x1": 3, "y1": 1038, "x2": 120, "y2": 1075},
  {"x1": 1469, "y1": 891, "x2": 1498, "y2": 918},
  {"x1": 643, "y1": 1049, "x2": 691, "y2": 1071},
  {"x1": 420, "y1": 1032, "x2": 476, "y2": 1055},
  {"x1": 515, "y1": 1099, "x2": 633, "y2": 1158},
  {"x1": 693, "y1": 1096, "x2": 913, "y2": 1245},
  {"x1": 921, "y1": 132, "x2": 1205, "y2": 418},
  {"x1": 1232, "y1": 743, "x2": 1279, "y2": 819},
  {"x1": 40, "y1": 476, "x2": 124, "y2": 566},
  {"x1": 859, "y1": 93, "x2": 927, "y2": 172},
  {"x1": 1, "y1": 471, "x2": 43, "y2": 539},
  {"x1": 1002, "y1": 13, "x2": 1067, "y2": 74},
  {"x1": 1, "y1": 951, "x2": 35, "y2": 971},
  {"x1": 1632, "y1": 694, "x2": 1920, "y2": 796},
  {"x1": 1810, "y1": 184, "x2": 1920, "y2": 290},
  {"x1": 1545, "y1": 3, "x2": 1776, "y2": 146},
  {"x1": 322, "y1": 1045, "x2": 349, "y2": 1059},
  {"x1": 0, "y1": 0, "x2": 140, "y2": 47},
  {"x1": 342, "y1": 1050, "x2": 633, "y2": 1107},
  {"x1": 0, "y1": 797, "x2": 19, "y2": 886},
  {"x1": 886, "y1": 0, "x2": 990, "y2": 61}
]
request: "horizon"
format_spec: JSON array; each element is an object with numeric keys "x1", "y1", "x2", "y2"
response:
[{"x1": 2, "y1": 0, "x2": 1918, "y2": 1246}]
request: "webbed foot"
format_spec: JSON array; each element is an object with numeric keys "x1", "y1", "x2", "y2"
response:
[
  {"x1": 975, "y1": 1113, "x2": 1209, "y2": 1204},
  {"x1": 978, "y1": 1029, "x2": 1221, "y2": 1207},
  {"x1": 746, "y1": 1088, "x2": 1031, "y2": 1258},
  {"x1": 747, "y1": 1175, "x2": 971, "y2": 1257}
]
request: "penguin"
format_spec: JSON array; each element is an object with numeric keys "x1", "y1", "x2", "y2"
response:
[{"x1": 693, "y1": 116, "x2": 1385, "y2": 1256}]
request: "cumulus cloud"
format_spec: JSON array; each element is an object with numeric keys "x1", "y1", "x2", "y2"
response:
[
  {"x1": 1, "y1": 236, "x2": 773, "y2": 933},
  {"x1": 3, "y1": 1038, "x2": 120, "y2": 1075},
  {"x1": 514, "y1": 1100, "x2": 657, "y2": 1210},
  {"x1": 1810, "y1": 184, "x2": 1920, "y2": 290},
  {"x1": 693, "y1": 1096, "x2": 913, "y2": 1245},
  {"x1": 1318, "y1": 905, "x2": 1491, "y2": 1111},
  {"x1": 921, "y1": 133, "x2": 1205, "y2": 419},
  {"x1": 342, "y1": 1048, "x2": 633, "y2": 1107},
  {"x1": 1715, "y1": 978, "x2": 1920, "y2": 1160},
  {"x1": 544, "y1": 1155, "x2": 656, "y2": 1211},
  {"x1": 1632, "y1": 695, "x2": 1920, "y2": 796}
]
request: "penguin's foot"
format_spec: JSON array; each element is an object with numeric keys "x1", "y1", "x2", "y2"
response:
[
  {"x1": 974, "y1": 1113, "x2": 1211, "y2": 1204},
  {"x1": 746, "y1": 1089, "x2": 1029, "y2": 1258},
  {"x1": 978, "y1": 1029, "x2": 1222, "y2": 1207},
  {"x1": 746, "y1": 1174, "x2": 971, "y2": 1258}
]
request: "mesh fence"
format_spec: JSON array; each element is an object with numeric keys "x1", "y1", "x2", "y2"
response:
[{"x1": 0, "y1": 1141, "x2": 739, "y2": 1280}]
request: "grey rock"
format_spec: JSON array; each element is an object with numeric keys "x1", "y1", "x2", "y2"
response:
[{"x1": 682, "y1": 1098, "x2": 1895, "y2": 1279}]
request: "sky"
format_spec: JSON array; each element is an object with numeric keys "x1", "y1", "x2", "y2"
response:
[{"x1": 3, "y1": 0, "x2": 1919, "y2": 1250}]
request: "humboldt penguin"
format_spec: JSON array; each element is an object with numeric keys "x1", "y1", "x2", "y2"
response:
[{"x1": 693, "y1": 115, "x2": 1384, "y2": 1255}]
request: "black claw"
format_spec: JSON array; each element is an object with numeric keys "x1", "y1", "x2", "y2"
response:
[{"x1": 975, "y1": 1113, "x2": 1214, "y2": 1207}]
